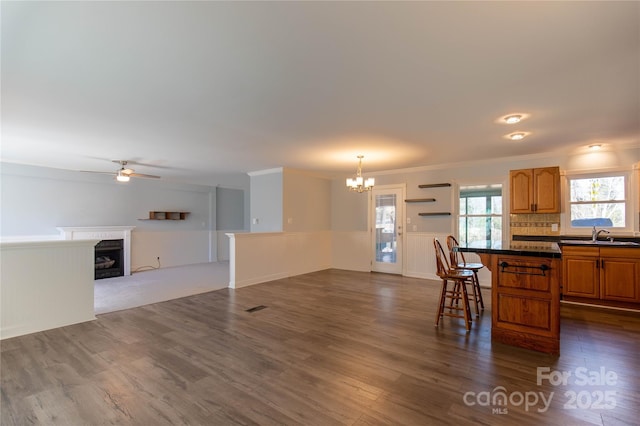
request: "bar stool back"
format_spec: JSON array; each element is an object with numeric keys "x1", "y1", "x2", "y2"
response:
[
  {"x1": 446, "y1": 235, "x2": 485, "y2": 316},
  {"x1": 433, "y1": 238, "x2": 474, "y2": 332}
]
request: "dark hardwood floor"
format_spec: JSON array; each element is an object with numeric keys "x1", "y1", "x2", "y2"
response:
[{"x1": 1, "y1": 269, "x2": 639, "y2": 425}]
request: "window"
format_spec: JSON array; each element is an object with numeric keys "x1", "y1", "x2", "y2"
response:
[
  {"x1": 459, "y1": 185, "x2": 502, "y2": 247},
  {"x1": 567, "y1": 172, "x2": 629, "y2": 230}
]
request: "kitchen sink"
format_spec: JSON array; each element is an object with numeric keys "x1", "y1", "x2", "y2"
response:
[{"x1": 560, "y1": 240, "x2": 640, "y2": 246}]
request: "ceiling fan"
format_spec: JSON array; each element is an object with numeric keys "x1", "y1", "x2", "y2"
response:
[{"x1": 82, "y1": 160, "x2": 161, "y2": 182}]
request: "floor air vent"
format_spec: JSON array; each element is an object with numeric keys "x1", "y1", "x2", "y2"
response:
[{"x1": 245, "y1": 305, "x2": 267, "y2": 313}]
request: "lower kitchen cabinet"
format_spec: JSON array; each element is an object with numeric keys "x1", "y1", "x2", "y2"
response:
[
  {"x1": 562, "y1": 246, "x2": 640, "y2": 305},
  {"x1": 492, "y1": 254, "x2": 561, "y2": 355},
  {"x1": 563, "y1": 246, "x2": 599, "y2": 298},
  {"x1": 600, "y1": 248, "x2": 640, "y2": 302}
]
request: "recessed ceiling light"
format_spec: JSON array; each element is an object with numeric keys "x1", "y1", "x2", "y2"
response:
[
  {"x1": 504, "y1": 115, "x2": 522, "y2": 124},
  {"x1": 509, "y1": 132, "x2": 526, "y2": 141},
  {"x1": 588, "y1": 144, "x2": 602, "y2": 150}
]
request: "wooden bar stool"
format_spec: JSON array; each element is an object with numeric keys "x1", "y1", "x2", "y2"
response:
[
  {"x1": 433, "y1": 238, "x2": 473, "y2": 332},
  {"x1": 447, "y1": 235, "x2": 485, "y2": 316}
]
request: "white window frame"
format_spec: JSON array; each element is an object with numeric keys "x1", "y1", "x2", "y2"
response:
[
  {"x1": 453, "y1": 179, "x2": 509, "y2": 247},
  {"x1": 458, "y1": 186, "x2": 503, "y2": 247},
  {"x1": 561, "y1": 169, "x2": 633, "y2": 235}
]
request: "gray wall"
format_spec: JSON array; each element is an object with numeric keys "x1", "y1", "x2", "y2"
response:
[
  {"x1": 331, "y1": 179, "x2": 369, "y2": 232},
  {"x1": 1, "y1": 162, "x2": 250, "y2": 266},
  {"x1": 249, "y1": 169, "x2": 283, "y2": 232},
  {"x1": 216, "y1": 187, "x2": 246, "y2": 231},
  {"x1": 0, "y1": 163, "x2": 217, "y2": 236}
]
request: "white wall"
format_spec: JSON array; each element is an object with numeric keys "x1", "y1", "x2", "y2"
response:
[
  {"x1": 283, "y1": 169, "x2": 331, "y2": 232},
  {"x1": 332, "y1": 147, "x2": 640, "y2": 236}
]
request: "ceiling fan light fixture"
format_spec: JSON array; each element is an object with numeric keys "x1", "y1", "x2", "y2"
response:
[{"x1": 116, "y1": 170, "x2": 130, "y2": 182}]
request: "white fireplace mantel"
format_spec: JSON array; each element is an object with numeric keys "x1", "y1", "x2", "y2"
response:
[{"x1": 57, "y1": 226, "x2": 135, "y2": 275}]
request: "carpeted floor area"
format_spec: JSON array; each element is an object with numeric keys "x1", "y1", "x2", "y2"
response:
[{"x1": 94, "y1": 261, "x2": 229, "y2": 315}]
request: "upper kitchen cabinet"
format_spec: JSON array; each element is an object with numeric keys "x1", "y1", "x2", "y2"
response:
[{"x1": 510, "y1": 166, "x2": 560, "y2": 214}]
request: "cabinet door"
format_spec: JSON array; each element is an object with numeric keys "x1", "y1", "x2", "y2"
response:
[
  {"x1": 563, "y1": 255, "x2": 599, "y2": 298},
  {"x1": 533, "y1": 167, "x2": 560, "y2": 213},
  {"x1": 601, "y1": 257, "x2": 640, "y2": 302},
  {"x1": 510, "y1": 169, "x2": 534, "y2": 213}
]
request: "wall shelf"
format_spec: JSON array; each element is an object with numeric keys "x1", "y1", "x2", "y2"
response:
[
  {"x1": 418, "y1": 212, "x2": 451, "y2": 216},
  {"x1": 405, "y1": 198, "x2": 436, "y2": 203},
  {"x1": 140, "y1": 211, "x2": 190, "y2": 221},
  {"x1": 418, "y1": 183, "x2": 451, "y2": 188}
]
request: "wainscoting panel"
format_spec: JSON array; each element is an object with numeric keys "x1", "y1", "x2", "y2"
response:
[
  {"x1": 217, "y1": 230, "x2": 246, "y2": 261},
  {"x1": 228, "y1": 231, "x2": 492, "y2": 290},
  {"x1": 404, "y1": 232, "x2": 492, "y2": 287},
  {"x1": 227, "y1": 231, "x2": 332, "y2": 289},
  {"x1": 331, "y1": 231, "x2": 371, "y2": 272},
  {"x1": 131, "y1": 230, "x2": 210, "y2": 271},
  {"x1": 404, "y1": 232, "x2": 450, "y2": 280},
  {"x1": 0, "y1": 240, "x2": 97, "y2": 339},
  {"x1": 285, "y1": 231, "x2": 332, "y2": 277}
]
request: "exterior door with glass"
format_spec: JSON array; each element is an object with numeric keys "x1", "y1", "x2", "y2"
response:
[{"x1": 371, "y1": 186, "x2": 404, "y2": 274}]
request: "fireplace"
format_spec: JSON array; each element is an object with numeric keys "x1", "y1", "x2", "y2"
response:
[
  {"x1": 57, "y1": 226, "x2": 135, "y2": 276},
  {"x1": 94, "y1": 239, "x2": 124, "y2": 279}
]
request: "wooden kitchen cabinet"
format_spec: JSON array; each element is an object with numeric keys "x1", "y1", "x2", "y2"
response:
[
  {"x1": 492, "y1": 254, "x2": 561, "y2": 355},
  {"x1": 562, "y1": 246, "x2": 599, "y2": 298},
  {"x1": 457, "y1": 241, "x2": 562, "y2": 354},
  {"x1": 562, "y1": 246, "x2": 640, "y2": 305},
  {"x1": 600, "y1": 247, "x2": 640, "y2": 303},
  {"x1": 510, "y1": 166, "x2": 560, "y2": 213}
]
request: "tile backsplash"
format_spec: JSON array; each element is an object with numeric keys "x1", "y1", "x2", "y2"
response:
[{"x1": 510, "y1": 213, "x2": 561, "y2": 239}]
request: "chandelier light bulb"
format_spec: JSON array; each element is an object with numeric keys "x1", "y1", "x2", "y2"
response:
[{"x1": 346, "y1": 155, "x2": 374, "y2": 193}]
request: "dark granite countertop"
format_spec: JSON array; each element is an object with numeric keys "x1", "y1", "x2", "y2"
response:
[
  {"x1": 456, "y1": 241, "x2": 562, "y2": 258},
  {"x1": 513, "y1": 234, "x2": 640, "y2": 244},
  {"x1": 557, "y1": 240, "x2": 640, "y2": 248}
]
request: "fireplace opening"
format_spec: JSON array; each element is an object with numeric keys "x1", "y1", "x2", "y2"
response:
[{"x1": 95, "y1": 239, "x2": 124, "y2": 279}]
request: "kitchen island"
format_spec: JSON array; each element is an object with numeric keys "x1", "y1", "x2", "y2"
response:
[{"x1": 457, "y1": 241, "x2": 562, "y2": 355}]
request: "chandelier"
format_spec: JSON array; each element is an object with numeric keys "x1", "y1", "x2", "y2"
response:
[{"x1": 346, "y1": 155, "x2": 375, "y2": 193}]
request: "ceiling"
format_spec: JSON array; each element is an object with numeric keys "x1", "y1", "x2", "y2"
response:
[{"x1": 2, "y1": 1, "x2": 639, "y2": 185}]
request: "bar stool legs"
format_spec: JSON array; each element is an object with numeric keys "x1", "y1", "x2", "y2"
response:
[
  {"x1": 433, "y1": 238, "x2": 475, "y2": 332},
  {"x1": 471, "y1": 269, "x2": 484, "y2": 314},
  {"x1": 435, "y1": 278, "x2": 472, "y2": 332}
]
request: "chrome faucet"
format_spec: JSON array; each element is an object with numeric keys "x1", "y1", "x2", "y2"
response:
[{"x1": 592, "y1": 226, "x2": 610, "y2": 242}]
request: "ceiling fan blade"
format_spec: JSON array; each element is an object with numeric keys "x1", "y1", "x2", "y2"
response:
[
  {"x1": 79, "y1": 170, "x2": 116, "y2": 175},
  {"x1": 128, "y1": 172, "x2": 161, "y2": 179},
  {"x1": 121, "y1": 168, "x2": 135, "y2": 174}
]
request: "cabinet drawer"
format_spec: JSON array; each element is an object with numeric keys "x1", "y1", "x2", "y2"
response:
[
  {"x1": 600, "y1": 247, "x2": 640, "y2": 259},
  {"x1": 496, "y1": 256, "x2": 553, "y2": 292},
  {"x1": 561, "y1": 246, "x2": 599, "y2": 257}
]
